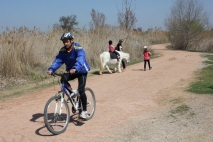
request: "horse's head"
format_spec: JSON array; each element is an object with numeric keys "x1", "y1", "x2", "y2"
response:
[{"x1": 122, "y1": 53, "x2": 130, "y2": 63}]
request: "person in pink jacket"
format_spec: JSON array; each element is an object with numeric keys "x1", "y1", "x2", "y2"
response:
[
  {"x1": 143, "y1": 46, "x2": 152, "y2": 71},
  {"x1": 108, "y1": 40, "x2": 120, "y2": 61}
]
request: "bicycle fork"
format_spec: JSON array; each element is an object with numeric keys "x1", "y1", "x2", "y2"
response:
[{"x1": 54, "y1": 92, "x2": 64, "y2": 115}]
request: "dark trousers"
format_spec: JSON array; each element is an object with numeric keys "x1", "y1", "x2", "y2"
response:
[
  {"x1": 144, "y1": 60, "x2": 151, "y2": 69},
  {"x1": 61, "y1": 73, "x2": 88, "y2": 111},
  {"x1": 122, "y1": 60, "x2": 126, "y2": 69}
]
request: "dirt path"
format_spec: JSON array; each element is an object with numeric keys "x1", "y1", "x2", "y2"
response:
[{"x1": 0, "y1": 44, "x2": 213, "y2": 142}]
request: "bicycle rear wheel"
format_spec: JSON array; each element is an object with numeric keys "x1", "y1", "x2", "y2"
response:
[
  {"x1": 44, "y1": 92, "x2": 70, "y2": 135},
  {"x1": 84, "y1": 87, "x2": 96, "y2": 120}
]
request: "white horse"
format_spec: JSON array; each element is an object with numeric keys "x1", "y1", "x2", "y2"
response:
[{"x1": 99, "y1": 51, "x2": 130, "y2": 75}]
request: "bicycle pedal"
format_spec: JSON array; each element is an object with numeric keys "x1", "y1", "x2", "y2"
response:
[{"x1": 72, "y1": 106, "x2": 76, "y2": 113}]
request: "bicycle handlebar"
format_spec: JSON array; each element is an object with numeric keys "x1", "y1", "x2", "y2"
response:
[{"x1": 51, "y1": 72, "x2": 64, "y2": 77}]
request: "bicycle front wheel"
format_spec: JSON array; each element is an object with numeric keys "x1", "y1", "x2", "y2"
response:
[
  {"x1": 44, "y1": 93, "x2": 70, "y2": 135},
  {"x1": 84, "y1": 87, "x2": 96, "y2": 120}
]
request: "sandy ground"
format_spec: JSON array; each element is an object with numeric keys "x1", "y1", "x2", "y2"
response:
[{"x1": 0, "y1": 44, "x2": 213, "y2": 142}]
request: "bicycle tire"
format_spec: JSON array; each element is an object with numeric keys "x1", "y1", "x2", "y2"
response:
[
  {"x1": 44, "y1": 93, "x2": 70, "y2": 135},
  {"x1": 84, "y1": 87, "x2": 96, "y2": 120}
]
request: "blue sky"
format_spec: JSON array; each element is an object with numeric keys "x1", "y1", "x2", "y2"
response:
[{"x1": 0, "y1": 0, "x2": 213, "y2": 33}]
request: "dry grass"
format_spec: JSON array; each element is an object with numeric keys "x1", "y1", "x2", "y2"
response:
[
  {"x1": 190, "y1": 38, "x2": 213, "y2": 52},
  {"x1": 0, "y1": 25, "x2": 168, "y2": 90},
  {"x1": 178, "y1": 30, "x2": 213, "y2": 52}
]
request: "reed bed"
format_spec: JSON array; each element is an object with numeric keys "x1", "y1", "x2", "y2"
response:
[
  {"x1": 0, "y1": 25, "x2": 168, "y2": 89},
  {"x1": 189, "y1": 30, "x2": 213, "y2": 52}
]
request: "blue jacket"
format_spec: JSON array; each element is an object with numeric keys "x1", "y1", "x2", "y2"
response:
[{"x1": 48, "y1": 42, "x2": 90, "y2": 74}]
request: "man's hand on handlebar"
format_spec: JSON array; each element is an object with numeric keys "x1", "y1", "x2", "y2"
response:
[
  {"x1": 69, "y1": 69, "x2": 76, "y2": 75},
  {"x1": 47, "y1": 69, "x2": 76, "y2": 76},
  {"x1": 47, "y1": 70, "x2": 52, "y2": 75}
]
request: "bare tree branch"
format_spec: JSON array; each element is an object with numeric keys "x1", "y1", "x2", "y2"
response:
[
  {"x1": 117, "y1": 0, "x2": 137, "y2": 30},
  {"x1": 90, "y1": 9, "x2": 106, "y2": 29}
]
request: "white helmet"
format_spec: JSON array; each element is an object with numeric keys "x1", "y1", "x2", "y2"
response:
[{"x1": 144, "y1": 46, "x2": 147, "y2": 49}]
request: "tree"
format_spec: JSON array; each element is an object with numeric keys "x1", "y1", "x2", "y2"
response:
[
  {"x1": 59, "y1": 15, "x2": 78, "y2": 31},
  {"x1": 117, "y1": 0, "x2": 137, "y2": 29},
  {"x1": 165, "y1": 0, "x2": 209, "y2": 50},
  {"x1": 90, "y1": 9, "x2": 106, "y2": 29}
]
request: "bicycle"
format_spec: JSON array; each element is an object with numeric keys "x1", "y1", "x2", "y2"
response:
[{"x1": 43, "y1": 72, "x2": 96, "y2": 135}]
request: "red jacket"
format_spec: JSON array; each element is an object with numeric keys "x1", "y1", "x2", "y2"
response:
[
  {"x1": 109, "y1": 45, "x2": 115, "y2": 52},
  {"x1": 143, "y1": 51, "x2": 150, "y2": 60}
]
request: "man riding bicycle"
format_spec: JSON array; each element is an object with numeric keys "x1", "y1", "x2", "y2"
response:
[{"x1": 47, "y1": 32, "x2": 90, "y2": 119}]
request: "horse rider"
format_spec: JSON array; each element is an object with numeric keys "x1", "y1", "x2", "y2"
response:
[{"x1": 108, "y1": 40, "x2": 120, "y2": 61}]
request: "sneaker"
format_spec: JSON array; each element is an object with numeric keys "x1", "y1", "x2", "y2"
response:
[
  {"x1": 149, "y1": 67, "x2": 152, "y2": 70},
  {"x1": 79, "y1": 111, "x2": 88, "y2": 119},
  {"x1": 144, "y1": 69, "x2": 146, "y2": 71}
]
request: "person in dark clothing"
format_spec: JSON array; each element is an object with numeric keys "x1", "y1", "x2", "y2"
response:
[
  {"x1": 115, "y1": 39, "x2": 126, "y2": 70},
  {"x1": 47, "y1": 32, "x2": 90, "y2": 119}
]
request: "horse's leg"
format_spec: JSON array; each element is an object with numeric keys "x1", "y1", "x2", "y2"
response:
[
  {"x1": 105, "y1": 64, "x2": 112, "y2": 74},
  {"x1": 99, "y1": 62, "x2": 106, "y2": 75},
  {"x1": 117, "y1": 60, "x2": 122, "y2": 73},
  {"x1": 114, "y1": 66, "x2": 117, "y2": 72},
  {"x1": 99, "y1": 69, "x2": 102, "y2": 75},
  {"x1": 99, "y1": 64, "x2": 104, "y2": 75},
  {"x1": 99, "y1": 63, "x2": 102, "y2": 74},
  {"x1": 99, "y1": 55, "x2": 103, "y2": 75}
]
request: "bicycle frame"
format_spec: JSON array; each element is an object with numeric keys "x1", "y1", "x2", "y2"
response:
[
  {"x1": 53, "y1": 73, "x2": 81, "y2": 112},
  {"x1": 61, "y1": 82, "x2": 71, "y2": 96}
]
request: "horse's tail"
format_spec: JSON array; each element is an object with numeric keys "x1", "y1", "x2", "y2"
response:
[{"x1": 99, "y1": 53, "x2": 104, "y2": 71}]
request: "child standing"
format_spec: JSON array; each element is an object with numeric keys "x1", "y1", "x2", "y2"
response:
[{"x1": 143, "y1": 46, "x2": 152, "y2": 71}]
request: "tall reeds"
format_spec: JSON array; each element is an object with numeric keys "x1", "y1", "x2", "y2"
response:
[{"x1": 0, "y1": 25, "x2": 168, "y2": 80}]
